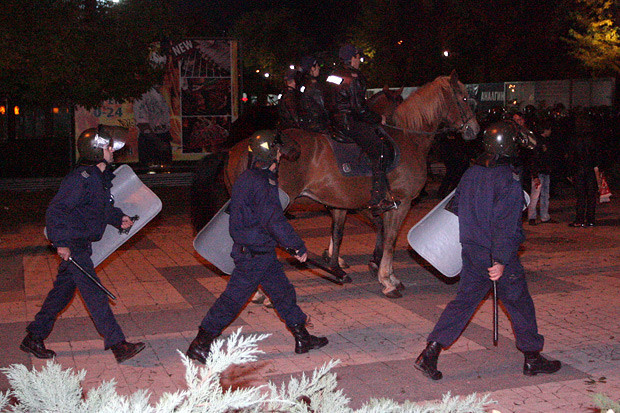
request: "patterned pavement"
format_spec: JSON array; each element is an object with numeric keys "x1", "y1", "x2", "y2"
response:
[{"x1": 1, "y1": 178, "x2": 618, "y2": 412}]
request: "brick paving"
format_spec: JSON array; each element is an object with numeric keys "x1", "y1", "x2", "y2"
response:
[{"x1": 1, "y1": 177, "x2": 618, "y2": 412}]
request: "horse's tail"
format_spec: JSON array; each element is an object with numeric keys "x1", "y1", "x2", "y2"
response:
[{"x1": 190, "y1": 151, "x2": 230, "y2": 233}]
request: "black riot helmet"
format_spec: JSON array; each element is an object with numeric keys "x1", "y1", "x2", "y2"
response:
[
  {"x1": 248, "y1": 130, "x2": 282, "y2": 167},
  {"x1": 482, "y1": 120, "x2": 537, "y2": 158},
  {"x1": 77, "y1": 128, "x2": 125, "y2": 164}
]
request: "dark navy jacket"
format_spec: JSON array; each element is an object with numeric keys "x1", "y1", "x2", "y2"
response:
[
  {"x1": 229, "y1": 168, "x2": 306, "y2": 255},
  {"x1": 452, "y1": 163, "x2": 526, "y2": 265},
  {"x1": 46, "y1": 165, "x2": 125, "y2": 248}
]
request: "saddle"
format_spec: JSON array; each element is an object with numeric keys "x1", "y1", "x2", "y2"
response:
[{"x1": 327, "y1": 128, "x2": 400, "y2": 177}]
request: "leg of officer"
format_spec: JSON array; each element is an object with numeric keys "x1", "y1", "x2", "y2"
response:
[
  {"x1": 69, "y1": 249, "x2": 125, "y2": 350},
  {"x1": 199, "y1": 258, "x2": 261, "y2": 336},
  {"x1": 427, "y1": 245, "x2": 492, "y2": 346},
  {"x1": 495, "y1": 259, "x2": 544, "y2": 352},
  {"x1": 258, "y1": 254, "x2": 306, "y2": 328},
  {"x1": 416, "y1": 244, "x2": 491, "y2": 380},
  {"x1": 496, "y1": 254, "x2": 560, "y2": 375},
  {"x1": 26, "y1": 259, "x2": 78, "y2": 343}
]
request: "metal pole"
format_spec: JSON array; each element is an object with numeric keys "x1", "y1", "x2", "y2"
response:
[{"x1": 493, "y1": 280, "x2": 498, "y2": 346}]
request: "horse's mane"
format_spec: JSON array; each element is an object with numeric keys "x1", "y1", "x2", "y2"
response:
[{"x1": 393, "y1": 76, "x2": 451, "y2": 132}]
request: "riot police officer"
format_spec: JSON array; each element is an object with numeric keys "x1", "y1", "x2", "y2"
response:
[
  {"x1": 299, "y1": 56, "x2": 330, "y2": 134},
  {"x1": 415, "y1": 121, "x2": 561, "y2": 380},
  {"x1": 277, "y1": 68, "x2": 304, "y2": 130},
  {"x1": 20, "y1": 128, "x2": 145, "y2": 363},
  {"x1": 327, "y1": 44, "x2": 398, "y2": 215},
  {"x1": 186, "y1": 130, "x2": 328, "y2": 364}
]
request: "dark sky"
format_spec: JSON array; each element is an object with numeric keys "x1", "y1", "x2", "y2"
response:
[{"x1": 179, "y1": 0, "x2": 359, "y2": 48}]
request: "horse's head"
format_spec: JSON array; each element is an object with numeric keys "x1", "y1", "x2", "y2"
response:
[
  {"x1": 368, "y1": 86, "x2": 404, "y2": 121},
  {"x1": 442, "y1": 71, "x2": 480, "y2": 141}
]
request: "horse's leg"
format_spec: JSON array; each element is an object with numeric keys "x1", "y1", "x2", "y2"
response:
[
  {"x1": 324, "y1": 239, "x2": 349, "y2": 269},
  {"x1": 368, "y1": 213, "x2": 384, "y2": 276},
  {"x1": 324, "y1": 208, "x2": 351, "y2": 283},
  {"x1": 377, "y1": 204, "x2": 413, "y2": 298}
]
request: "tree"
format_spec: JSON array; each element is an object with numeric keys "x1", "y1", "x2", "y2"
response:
[
  {"x1": 231, "y1": 8, "x2": 311, "y2": 104},
  {"x1": 565, "y1": 0, "x2": 619, "y2": 75},
  {"x1": 0, "y1": 0, "x2": 182, "y2": 107}
]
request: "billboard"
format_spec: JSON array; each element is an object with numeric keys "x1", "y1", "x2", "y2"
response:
[{"x1": 75, "y1": 39, "x2": 239, "y2": 165}]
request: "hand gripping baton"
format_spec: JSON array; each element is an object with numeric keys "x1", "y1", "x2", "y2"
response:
[{"x1": 69, "y1": 257, "x2": 117, "y2": 300}]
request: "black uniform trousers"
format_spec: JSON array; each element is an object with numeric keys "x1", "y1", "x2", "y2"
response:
[
  {"x1": 342, "y1": 121, "x2": 385, "y2": 173},
  {"x1": 199, "y1": 245, "x2": 307, "y2": 336},
  {"x1": 27, "y1": 242, "x2": 125, "y2": 349},
  {"x1": 573, "y1": 168, "x2": 597, "y2": 224},
  {"x1": 428, "y1": 243, "x2": 544, "y2": 352}
]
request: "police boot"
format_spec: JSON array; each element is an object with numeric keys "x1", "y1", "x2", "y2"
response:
[
  {"x1": 369, "y1": 173, "x2": 398, "y2": 216},
  {"x1": 186, "y1": 327, "x2": 218, "y2": 364},
  {"x1": 415, "y1": 341, "x2": 443, "y2": 380},
  {"x1": 111, "y1": 340, "x2": 146, "y2": 363},
  {"x1": 290, "y1": 323, "x2": 328, "y2": 354},
  {"x1": 523, "y1": 351, "x2": 562, "y2": 376},
  {"x1": 20, "y1": 332, "x2": 56, "y2": 359}
]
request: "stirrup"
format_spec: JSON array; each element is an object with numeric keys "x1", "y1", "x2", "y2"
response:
[{"x1": 369, "y1": 198, "x2": 400, "y2": 215}]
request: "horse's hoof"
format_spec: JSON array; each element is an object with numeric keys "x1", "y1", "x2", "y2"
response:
[
  {"x1": 337, "y1": 273, "x2": 352, "y2": 283},
  {"x1": 368, "y1": 261, "x2": 379, "y2": 276},
  {"x1": 383, "y1": 288, "x2": 402, "y2": 299},
  {"x1": 322, "y1": 250, "x2": 330, "y2": 264},
  {"x1": 322, "y1": 249, "x2": 349, "y2": 269}
]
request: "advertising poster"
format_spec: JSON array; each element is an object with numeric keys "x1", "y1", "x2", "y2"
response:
[{"x1": 74, "y1": 39, "x2": 238, "y2": 165}]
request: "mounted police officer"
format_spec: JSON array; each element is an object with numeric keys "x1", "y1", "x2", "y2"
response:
[
  {"x1": 20, "y1": 128, "x2": 145, "y2": 364},
  {"x1": 186, "y1": 130, "x2": 328, "y2": 363},
  {"x1": 415, "y1": 120, "x2": 561, "y2": 380},
  {"x1": 277, "y1": 68, "x2": 305, "y2": 130},
  {"x1": 299, "y1": 56, "x2": 330, "y2": 134},
  {"x1": 327, "y1": 44, "x2": 398, "y2": 215}
]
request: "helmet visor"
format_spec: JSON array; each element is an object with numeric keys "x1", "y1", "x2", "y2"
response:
[{"x1": 91, "y1": 133, "x2": 126, "y2": 151}]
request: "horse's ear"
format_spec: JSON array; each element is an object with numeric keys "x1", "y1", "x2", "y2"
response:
[
  {"x1": 397, "y1": 86, "x2": 404, "y2": 96},
  {"x1": 383, "y1": 84, "x2": 390, "y2": 92},
  {"x1": 449, "y1": 70, "x2": 459, "y2": 86}
]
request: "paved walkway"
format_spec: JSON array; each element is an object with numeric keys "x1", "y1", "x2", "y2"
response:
[{"x1": 1, "y1": 178, "x2": 618, "y2": 412}]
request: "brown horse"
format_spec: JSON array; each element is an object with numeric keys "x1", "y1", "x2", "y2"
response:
[{"x1": 225, "y1": 71, "x2": 479, "y2": 298}]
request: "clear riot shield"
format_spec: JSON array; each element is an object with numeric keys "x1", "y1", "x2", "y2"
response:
[
  {"x1": 408, "y1": 190, "x2": 530, "y2": 278},
  {"x1": 90, "y1": 165, "x2": 162, "y2": 267},
  {"x1": 193, "y1": 188, "x2": 290, "y2": 275},
  {"x1": 45, "y1": 165, "x2": 163, "y2": 268}
]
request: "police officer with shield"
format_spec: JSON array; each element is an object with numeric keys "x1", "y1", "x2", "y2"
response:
[
  {"x1": 415, "y1": 120, "x2": 561, "y2": 380},
  {"x1": 186, "y1": 130, "x2": 328, "y2": 364},
  {"x1": 20, "y1": 128, "x2": 145, "y2": 363}
]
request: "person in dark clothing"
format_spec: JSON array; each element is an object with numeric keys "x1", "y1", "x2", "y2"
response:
[
  {"x1": 186, "y1": 130, "x2": 328, "y2": 364},
  {"x1": 415, "y1": 120, "x2": 561, "y2": 381},
  {"x1": 277, "y1": 68, "x2": 304, "y2": 130},
  {"x1": 567, "y1": 113, "x2": 600, "y2": 227},
  {"x1": 20, "y1": 128, "x2": 145, "y2": 364},
  {"x1": 436, "y1": 132, "x2": 470, "y2": 199},
  {"x1": 528, "y1": 122, "x2": 557, "y2": 225},
  {"x1": 299, "y1": 56, "x2": 331, "y2": 134},
  {"x1": 327, "y1": 44, "x2": 398, "y2": 215}
]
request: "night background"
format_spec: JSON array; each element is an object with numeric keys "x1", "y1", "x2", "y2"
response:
[
  {"x1": 1, "y1": 0, "x2": 618, "y2": 106},
  {"x1": 0, "y1": 0, "x2": 617, "y2": 178}
]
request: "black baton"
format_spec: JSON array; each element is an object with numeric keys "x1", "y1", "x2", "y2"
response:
[
  {"x1": 285, "y1": 248, "x2": 344, "y2": 285},
  {"x1": 69, "y1": 257, "x2": 117, "y2": 300},
  {"x1": 493, "y1": 280, "x2": 498, "y2": 346}
]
